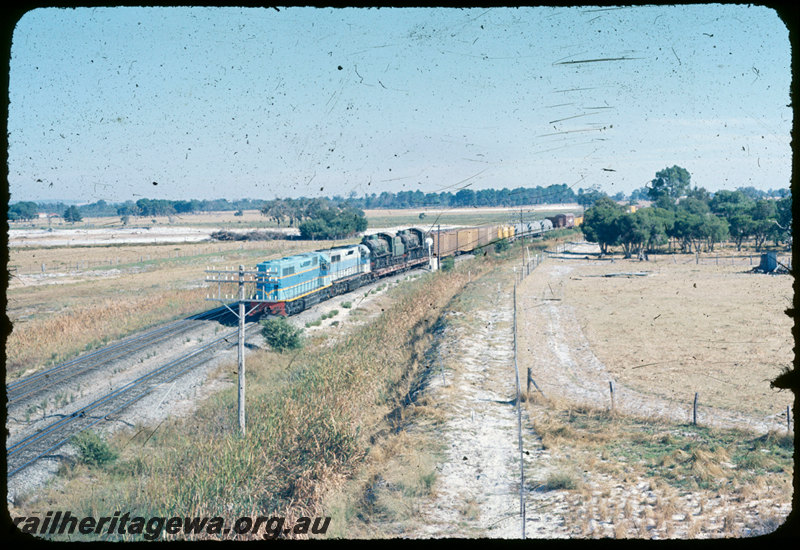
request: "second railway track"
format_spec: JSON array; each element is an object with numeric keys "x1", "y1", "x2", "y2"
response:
[
  {"x1": 7, "y1": 322, "x2": 259, "y2": 477},
  {"x1": 6, "y1": 306, "x2": 230, "y2": 407}
]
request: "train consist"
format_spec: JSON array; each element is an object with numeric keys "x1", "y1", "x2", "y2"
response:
[{"x1": 249, "y1": 216, "x2": 577, "y2": 316}]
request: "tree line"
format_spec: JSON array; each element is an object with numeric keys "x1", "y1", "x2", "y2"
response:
[
  {"x1": 581, "y1": 166, "x2": 792, "y2": 258},
  {"x1": 7, "y1": 183, "x2": 581, "y2": 222}
]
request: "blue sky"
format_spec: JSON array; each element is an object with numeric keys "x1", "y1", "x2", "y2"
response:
[{"x1": 7, "y1": 5, "x2": 792, "y2": 203}]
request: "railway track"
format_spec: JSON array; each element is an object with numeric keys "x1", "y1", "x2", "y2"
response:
[
  {"x1": 6, "y1": 307, "x2": 230, "y2": 408},
  {"x1": 7, "y1": 322, "x2": 259, "y2": 477}
]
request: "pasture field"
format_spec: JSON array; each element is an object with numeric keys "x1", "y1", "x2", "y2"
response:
[
  {"x1": 8, "y1": 209, "x2": 279, "y2": 230},
  {"x1": 520, "y1": 247, "x2": 794, "y2": 425},
  {"x1": 563, "y1": 251, "x2": 792, "y2": 418}
]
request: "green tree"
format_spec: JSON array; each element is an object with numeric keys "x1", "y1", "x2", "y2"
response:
[
  {"x1": 710, "y1": 190, "x2": 751, "y2": 216},
  {"x1": 647, "y1": 165, "x2": 691, "y2": 201},
  {"x1": 453, "y1": 188, "x2": 476, "y2": 207},
  {"x1": 63, "y1": 205, "x2": 83, "y2": 223},
  {"x1": 637, "y1": 207, "x2": 674, "y2": 254},
  {"x1": 614, "y1": 212, "x2": 648, "y2": 259},
  {"x1": 576, "y1": 188, "x2": 608, "y2": 208},
  {"x1": 669, "y1": 209, "x2": 704, "y2": 253},
  {"x1": 697, "y1": 214, "x2": 729, "y2": 252},
  {"x1": 8, "y1": 201, "x2": 39, "y2": 221},
  {"x1": 750, "y1": 199, "x2": 778, "y2": 251},
  {"x1": 298, "y1": 204, "x2": 367, "y2": 239},
  {"x1": 581, "y1": 197, "x2": 623, "y2": 254},
  {"x1": 726, "y1": 209, "x2": 755, "y2": 251},
  {"x1": 774, "y1": 194, "x2": 792, "y2": 245}
]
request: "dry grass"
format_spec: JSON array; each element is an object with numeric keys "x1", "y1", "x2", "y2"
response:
[
  {"x1": 522, "y1": 393, "x2": 792, "y2": 538},
  {"x1": 6, "y1": 288, "x2": 208, "y2": 377}
]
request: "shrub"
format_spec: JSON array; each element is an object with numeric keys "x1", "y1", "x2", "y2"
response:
[
  {"x1": 261, "y1": 317, "x2": 304, "y2": 351},
  {"x1": 542, "y1": 471, "x2": 580, "y2": 491},
  {"x1": 72, "y1": 430, "x2": 118, "y2": 466},
  {"x1": 441, "y1": 256, "x2": 455, "y2": 271},
  {"x1": 341, "y1": 301, "x2": 352, "y2": 309},
  {"x1": 494, "y1": 239, "x2": 510, "y2": 253}
]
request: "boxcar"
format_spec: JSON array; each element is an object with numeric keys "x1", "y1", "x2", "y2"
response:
[
  {"x1": 431, "y1": 229, "x2": 459, "y2": 258},
  {"x1": 457, "y1": 228, "x2": 479, "y2": 253},
  {"x1": 477, "y1": 226, "x2": 492, "y2": 248}
]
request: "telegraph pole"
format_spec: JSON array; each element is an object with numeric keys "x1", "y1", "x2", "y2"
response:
[
  {"x1": 520, "y1": 208, "x2": 525, "y2": 276},
  {"x1": 437, "y1": 224, "x2": 441, "y2": 270},
  {"x1": 205, "y1": 264, "x2": 262, "y2": 437},
  {"x1": 238, "y1": 265, "x2": 246, "y2": 436}
]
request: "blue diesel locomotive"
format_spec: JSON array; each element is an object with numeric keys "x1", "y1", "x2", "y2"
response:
[
  {"x1": 254, "y1": 244, "x2": 373, "y2": 315},
  {"x1": 252, "y1": 228, "x2": 430, "y2": 316}
]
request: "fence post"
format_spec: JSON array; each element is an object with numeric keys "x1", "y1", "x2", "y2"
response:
[
  {"x1": 527, "y1": 367, "x2": 532, "y2": 394},
  {"x1": 788, "y1": 405, "x2": 791, "y2": 434},
  {"x1": 609, "y1": 381, "x2": 614, "y2": 411},
  {"x1": 41, "y1": 263, "x2": 45, "y2": 273},
  {"x1": 693, "y1": 392, "x2": 698, "y2": 425}
]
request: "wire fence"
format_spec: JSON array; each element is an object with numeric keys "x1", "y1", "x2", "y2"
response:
[{"x1": 511, "y1": 238, "x2": 565, "y2": 538}]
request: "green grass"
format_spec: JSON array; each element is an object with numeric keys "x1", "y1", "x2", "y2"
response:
[{"x1": 541, "y1": 471, "x2": 581, "y2": 491}]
